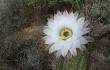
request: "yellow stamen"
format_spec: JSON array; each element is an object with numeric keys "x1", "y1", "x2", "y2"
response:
[{"x1": 60, "y1": 28, "x2": 73, "y2": 40}]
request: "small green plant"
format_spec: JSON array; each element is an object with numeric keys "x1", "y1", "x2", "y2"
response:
[
  {"x1": 90, "y1": 0, "x2": 110, "y2": 22},
  {"x1": 28, "y1": 0, "x2": 83, "y2": 12},
  {"x1": 90, "y1": 3, "x2": 100, "y2": 15}
]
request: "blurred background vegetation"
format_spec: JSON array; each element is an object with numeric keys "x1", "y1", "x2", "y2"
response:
[{"x1": 0, "y1": 0, "x2": 110, "y2": 70}]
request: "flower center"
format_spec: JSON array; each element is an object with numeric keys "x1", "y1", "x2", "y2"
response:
[{"x1": 60, "y1": 28, "x2": 73, "y2": 40}]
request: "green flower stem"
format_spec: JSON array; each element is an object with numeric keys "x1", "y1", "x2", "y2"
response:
[{"x1": 53, "y1": 49, "x2": 90, "y2": 70}]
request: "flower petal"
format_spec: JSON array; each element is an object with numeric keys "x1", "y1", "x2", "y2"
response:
[
  {"x1": 79, "y1": 44, "x2": 86, "y2": 51},
  {"x1": 81, "y1": 44, "x2": 86, "y2": 50},
  {"x1": 84, "y1": 36, "x2": 94, "y2": 42},
  {"x1": 84, "y1": 20, "x2": 90, "y2": 27},
  {"x1": 57, "y1": 10, "x2": 62, "y2": 15},
  {"x1": 72, "y1": 40, "x2": 81, "y2": 48},
  {"x1": 56, "y1": 50, "x2": 61, "y2": 58},
  {"x1": 42, "y1": 36, "x2": 47, "y2": 40},
  {"x1": 45, "y1": 37, "x2": 53, "y2": 44},
  {"x1": 77, "y1": 17, "x2": 85, "y2": 29},
  {"x1": 63, "y1": 10, "x2": 68, "y2": 16},
  {"x1": 49, "y1": 43, "x2": 63, "y2": 53},
  {"x1": 82, "y1": 28, "x2": 90, "y2": 35},
  {"x1": 79, "y1": 37, "x2": 88, "y2": 44},
  {"x1": 64, "y1": 42, "x2": 72, "y2": 50},
  {"x1": 78, "y1": 17, "x2": 85, "y2": 23},
  {"x1": 74, "y1": 11, "x2": 78, "y2": 19},
  {"x1": 70, "y1": 48, "x2": 77, "y2": 56},
  {"x1": 61, "y1": 48, "x2": 68, "y2": 57}
]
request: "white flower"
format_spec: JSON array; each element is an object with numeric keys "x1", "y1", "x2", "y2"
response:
[{"x1": 43, "y1": 10, "x2": 94, "y2": 58}]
